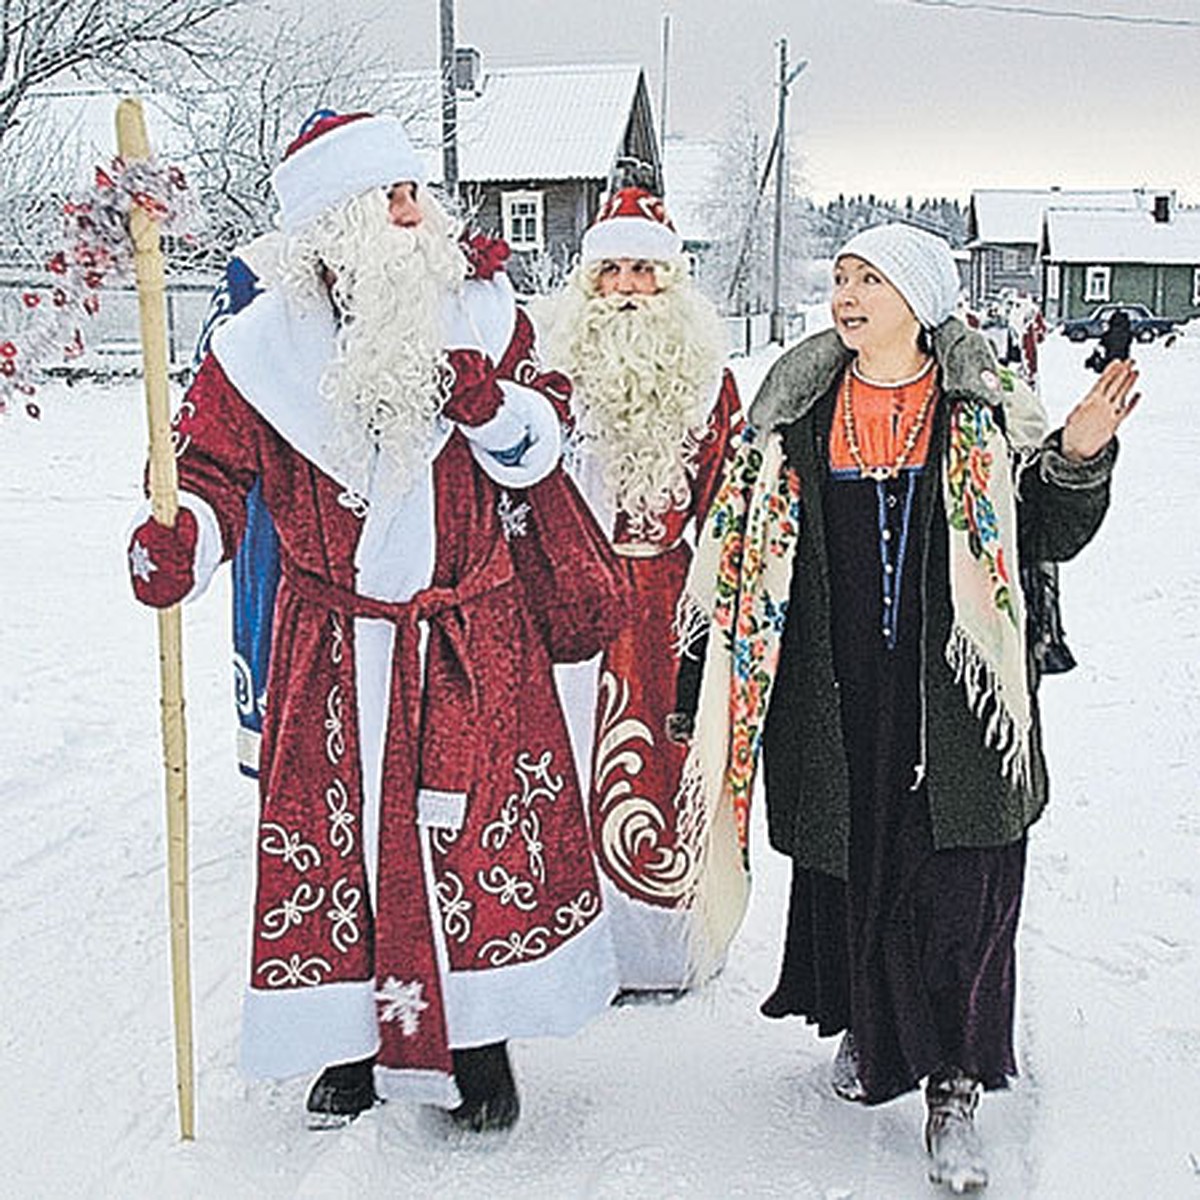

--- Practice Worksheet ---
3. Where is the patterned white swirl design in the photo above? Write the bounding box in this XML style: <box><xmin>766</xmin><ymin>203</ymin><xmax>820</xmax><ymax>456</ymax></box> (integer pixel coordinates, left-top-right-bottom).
<box><xmin>477</xmin><ymin>926</ymin><xmax>551</xmax><ymax>967</ymax></box>
<box><xmin>260</xmin><ymin>881</ymin><xmax>326</xmax><ymax>941</ymax></box>
<box><xmin>325</xmin><ymin>777</ymin><xmax>356</xmax><ymax>858</ymax></box>
<box><xmin>476</xmin><ymin>864</ymin><xmax>539</xmax><ymax>912</ymax></box>
<box><xmin>593</xmin><ymin>670</ymin><xmax>695</xmax><ymax>899</ymax></box>
<box><xmin>436</xmin><ymin>871</ymin><xmax>474</xmax><ymax>943</ymax></box>
<box><xmin>520</xmin><ymin>809</ymin><xmax>546</xmax><ymax>885</ymax></box>
<box><xmin>324</xmin><ymin>685</ymin><xmax>345</xmax><ymax>764</ymax></box>
<box><xmin>337</xmin><ymin>488</ymin><xmax>370</xmax><ymax>518</ymax></box>
<box><xmin>327</xmin><ymin>877</ymin><xmax>362</xmax><ymax>953</ymax></box>
<box><xmin>260</xmin><ymin>822</ymin><xmax>322</xmax><ymax>873</ymax></box>
<box><xmin>480</xmin><ymin>795</ymin><xmax>520</xmax><ymax>853</ymax></box>
<box><xmin>329</xmin><ymin>612</ymin><xmax>345</xmax><ymax>665</ymax></box>
<box><xmin>553</xmin><ymin>888</ymin><xmax>600</xmax><ymax>936</ymax></box>
<box><xmin>601</xmin><ymin>798</ymin><xmax>695</xmax><ymax>900</ymax></box>
<box><xmin>430</xmin><ymin>825</ymin><xmax>461</xmax><ymax>856</ymax></box>
<box><xmin>255</xmin><ymin>953</ymin><xmax>332</xmax><ymax>987</ymax></box>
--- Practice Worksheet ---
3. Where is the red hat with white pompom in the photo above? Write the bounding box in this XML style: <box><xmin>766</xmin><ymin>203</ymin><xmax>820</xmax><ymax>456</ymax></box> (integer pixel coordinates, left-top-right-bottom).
<box><xmin>580</xmin><ymin>187</ymin><xmax>682</xmax><ymax>264</ymax></box>
<box><xmin>271</xmin><ymin>110</ymin><xmax>426</xmax><ymax>234</ymax></box>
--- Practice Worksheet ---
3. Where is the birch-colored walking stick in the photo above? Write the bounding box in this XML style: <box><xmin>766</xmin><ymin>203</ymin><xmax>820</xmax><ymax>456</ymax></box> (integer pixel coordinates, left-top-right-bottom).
<box><xmin>116</xmin><ymin>96</ymin><xmax>195</xmax><ymax>1141</ymax></box>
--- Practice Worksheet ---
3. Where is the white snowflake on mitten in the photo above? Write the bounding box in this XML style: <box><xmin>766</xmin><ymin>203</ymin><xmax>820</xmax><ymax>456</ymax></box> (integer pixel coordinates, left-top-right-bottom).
<box><xmin>129</xmin><ymin>540</ymin><xmax>157</xmax><ymax>582</ymax></box>
<box><xmin>375</xmin><ymin>976</ymin><xmax>428</xmax><ymax>1036</ymax></box>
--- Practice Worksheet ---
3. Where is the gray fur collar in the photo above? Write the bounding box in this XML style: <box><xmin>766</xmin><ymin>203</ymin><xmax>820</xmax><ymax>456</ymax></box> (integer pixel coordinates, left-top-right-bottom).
<box><xmin>748</xmin><ymin>316</ymin><xmax>1006</xmax><ymax>432</ymax></box>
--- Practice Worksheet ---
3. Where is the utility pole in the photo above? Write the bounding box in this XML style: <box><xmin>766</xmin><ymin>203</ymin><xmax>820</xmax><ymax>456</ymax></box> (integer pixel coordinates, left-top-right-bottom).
<box><xmin>439</xmin><ymin>0</ymin><xmax>459</xmax><ymax>202</ymax></box>
<box><xmin>659</xmin><ymin>11</ymin><xmax>671</xmax><ymax>146</ymax></box>
<box><xmin>769</xmin><ymin>39</ymin><xmax>807</xmax><ymax>345</ymax></box>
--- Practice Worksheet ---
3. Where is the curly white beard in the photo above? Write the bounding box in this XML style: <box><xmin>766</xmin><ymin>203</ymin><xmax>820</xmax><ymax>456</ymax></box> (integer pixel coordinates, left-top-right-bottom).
<box><xmin>539</xmin><ymin>258</ymin><xmax>727</xmax><ymax>538</ymax></box>
<box><xmin>277</xmin><ymin>187</ymin><xmax>467</xmax><ymax>496</ymax></box>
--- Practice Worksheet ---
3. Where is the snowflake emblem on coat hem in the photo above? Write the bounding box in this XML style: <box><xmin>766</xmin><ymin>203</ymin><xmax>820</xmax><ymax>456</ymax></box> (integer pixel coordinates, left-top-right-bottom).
<box><xmin>376</xmin><ymin>976</ymin><xmax>429</xmax><ymax>1036</ymax></box>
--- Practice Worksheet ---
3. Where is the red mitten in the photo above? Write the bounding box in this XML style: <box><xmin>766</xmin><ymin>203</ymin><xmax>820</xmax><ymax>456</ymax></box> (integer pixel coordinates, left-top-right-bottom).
<box><xmin>128</xmin><ymin>509</ymin><xmax>198</xmax><ymax>608</ymax></box>
<box><xmin>443</xmin><ymin>348</ymin><xmax>503</xmax><ymax>427</ymax></box>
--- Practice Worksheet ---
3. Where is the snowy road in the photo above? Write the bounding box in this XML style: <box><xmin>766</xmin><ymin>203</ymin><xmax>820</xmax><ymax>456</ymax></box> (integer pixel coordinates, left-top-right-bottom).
<box><xmin>1</xmin><ymin>332</ymin><xmax>1197</xmax><ymax>1197</ymax></box>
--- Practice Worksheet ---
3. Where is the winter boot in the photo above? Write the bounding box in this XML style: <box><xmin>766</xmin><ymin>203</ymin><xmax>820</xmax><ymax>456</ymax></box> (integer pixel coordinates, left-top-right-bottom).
<box><xmin>925</xmin><ymin>1070</ymin><xmax>988</xmax><ymax>1193</ymax></box>
<box><xmin>449</xmin><ymin>1041</ymin><xmax>520</xmax><ymax>1132</ymax></box>
<box><xmin>831</xmin><ymin>1031</ymin><xmax>866</xmax><ymax>1102</ymax></box>
<box><xmin>305</xmin><ymin>1055</ymin><xmax>380</xmax><ymax>1131</ymax></box>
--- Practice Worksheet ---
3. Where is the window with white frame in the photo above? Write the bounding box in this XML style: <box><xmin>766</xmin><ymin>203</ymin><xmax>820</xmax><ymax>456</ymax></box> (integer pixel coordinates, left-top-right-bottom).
<box><xmin>1084</xmin><ymin>265</ymin><xmax>1111</xmax><ymax>303</ymax></box>
<box><xmin>1046</xmin><ymin>264</ymin><xmax>1061</xmax><ymax>302</ymax></box>
<box><xmin>501</xmin><ymin>190</ymin><xmax>544</xmax><ymax>252</ymax></box>
<box><xmin>1192</xmin><ymin>266</ymin><xmax>1200</xmax><ymax>306</ymax></box>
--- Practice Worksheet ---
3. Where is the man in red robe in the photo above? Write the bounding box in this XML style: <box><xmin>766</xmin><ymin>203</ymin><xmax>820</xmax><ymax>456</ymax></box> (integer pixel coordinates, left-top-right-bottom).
<box><xmin>127</xmin><ymin>112</ymin><xmax>621</xmax><ymax>1132</ymax></box>
<box><xmin>537</xmin><ymin>188</ymin><xmax>743</xmax><ymax>997</ymax></box>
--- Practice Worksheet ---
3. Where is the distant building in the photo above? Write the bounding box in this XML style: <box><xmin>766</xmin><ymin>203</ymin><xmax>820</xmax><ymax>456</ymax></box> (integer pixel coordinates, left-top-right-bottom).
<box><xmin>1040</xmin><ymin>198</ymin><xmax>1200</xmax><ymax>323</ymax></box>
<box><xmin>966</xmin><ymin>188</ymin><xmax>1174</xmax><ymax>306</ymax></box>
<box><xmin>420</xmin><ymin>54</ymin><xmax>663</xmax><ymax>290</ymax></box>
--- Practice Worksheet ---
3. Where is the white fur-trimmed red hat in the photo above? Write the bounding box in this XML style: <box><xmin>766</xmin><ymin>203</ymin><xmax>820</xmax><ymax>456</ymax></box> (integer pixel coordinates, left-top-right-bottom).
<box><xmin>271</xmin><ymin>111</ymin><xmax>426</xmax><ymax>234</ymax></box>
<box><xmin>580</xmin><ymin>187</ymin><xmax>682</xmax><ymax>264</ymax></box>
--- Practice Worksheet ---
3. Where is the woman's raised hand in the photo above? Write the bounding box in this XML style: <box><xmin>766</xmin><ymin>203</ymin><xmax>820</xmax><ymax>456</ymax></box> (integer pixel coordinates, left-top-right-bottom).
<box><xmin>1061</xmin><ymin>359</ymin><xmax>1140</xmax><ymax>462</ymax></box>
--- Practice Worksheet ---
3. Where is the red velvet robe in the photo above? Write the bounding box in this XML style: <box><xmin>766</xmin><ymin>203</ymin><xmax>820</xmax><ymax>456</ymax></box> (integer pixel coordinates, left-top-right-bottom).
<box><xmin>172</xmin><ymin>281</ymin><xmax>619</xmax><ymax>1103</ymax></box>
<box><xmin>563</xmin><ymin>368</ymin><xmax>742</xmax><ymax>990</ymax></box>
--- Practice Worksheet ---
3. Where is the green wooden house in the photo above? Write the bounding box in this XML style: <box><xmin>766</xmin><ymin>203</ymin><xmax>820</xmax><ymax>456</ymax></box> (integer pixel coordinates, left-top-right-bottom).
<box><xmin>1041</xmin><ymin>199</ymin><xmax>1200</xmax><ymax>323</ymax></box>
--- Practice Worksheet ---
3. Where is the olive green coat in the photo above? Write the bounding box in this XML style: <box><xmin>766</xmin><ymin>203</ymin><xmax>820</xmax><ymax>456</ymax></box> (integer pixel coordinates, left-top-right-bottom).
<box><xmin>751</xmin><ymin>317</ymin><xmax>1117</xmax><ymax>879</ymax></box>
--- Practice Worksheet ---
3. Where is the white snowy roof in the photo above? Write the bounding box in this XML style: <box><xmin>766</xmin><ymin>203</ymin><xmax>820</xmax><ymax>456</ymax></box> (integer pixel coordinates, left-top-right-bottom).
<box><xmin>1044</xmin><ymin>208</ymin><xmax>1200</xmax><ymax>264</ymax></box>
<box><xmin>662</xmin><ymin>138</ymin><xmax>722</xmax><ymax>244</ymax></box>
<box><xmin>970</xmin><ymin>188</ymin><xmax>1168</xmax><ymax>245</ymax></box>
<box><xmin>403</xmin><ymin>63</ymin><xmax>648</xmax><ymax>183</ymax></box>
<box><xmin>14</xmin><ymin>87</ymin><xmax>186</xmax><ymax>176</ymax></box>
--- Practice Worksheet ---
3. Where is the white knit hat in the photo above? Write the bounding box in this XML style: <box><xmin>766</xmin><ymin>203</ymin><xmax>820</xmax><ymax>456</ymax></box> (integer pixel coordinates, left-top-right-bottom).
<box><xmin>835</xmin><ymin>222</ymin><xmax>961</xmax><ymax>328</ymax></box>
<box><xmin>580</xmin><ymin>187</ymin><xmax>683</xmax><ymax>264</ymax></box>
<box><xmin>271</xmin><ymin>111</ymin><xmax>426</xmax><ymax>235</ymax></box>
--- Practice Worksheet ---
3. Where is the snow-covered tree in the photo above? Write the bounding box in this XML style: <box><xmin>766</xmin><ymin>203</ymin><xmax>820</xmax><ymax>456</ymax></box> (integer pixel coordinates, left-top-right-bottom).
<box><xmin>150</xmin><ymin>15</ymin><xmax>432</xmax><ymax>265</ymax></box>
<box><xmin>0</xmin><ymin>0</ymin><xmax>245</xmax><ymax>147</ymax></box>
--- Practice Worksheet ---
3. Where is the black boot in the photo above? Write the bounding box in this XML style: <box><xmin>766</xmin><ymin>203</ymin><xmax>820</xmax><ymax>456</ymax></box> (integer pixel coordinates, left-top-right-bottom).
<box><xmin>305</xmin><ymin>1055</ymin><xmax>380</xmax><ymax>1131</ymax></box>
<box><xmin>449</xmin><ymin>1041</ymin><xmax>520</xmax><ymax>1132</ymax></box>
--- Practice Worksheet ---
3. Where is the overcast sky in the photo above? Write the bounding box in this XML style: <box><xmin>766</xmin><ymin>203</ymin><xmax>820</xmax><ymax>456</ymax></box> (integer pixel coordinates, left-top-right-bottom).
<box><xmin>360</xmin><ymin>0</ymin><xmax>1200</xmax><ymax>204</ymax></box>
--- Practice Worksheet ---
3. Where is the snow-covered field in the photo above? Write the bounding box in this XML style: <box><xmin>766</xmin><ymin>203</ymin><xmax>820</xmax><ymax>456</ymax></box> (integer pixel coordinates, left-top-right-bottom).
<box><xmin>2</xmin><ymin>331</ymin><xmax>1197</xmax><ymax>1198</ymax></box>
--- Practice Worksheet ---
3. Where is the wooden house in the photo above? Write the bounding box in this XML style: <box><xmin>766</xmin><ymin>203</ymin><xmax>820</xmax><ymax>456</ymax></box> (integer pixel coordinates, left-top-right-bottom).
<box><xmin>1040</xmin><ymin>199</ymin><xmax>1200</xmax><ymax>323</ymax></box>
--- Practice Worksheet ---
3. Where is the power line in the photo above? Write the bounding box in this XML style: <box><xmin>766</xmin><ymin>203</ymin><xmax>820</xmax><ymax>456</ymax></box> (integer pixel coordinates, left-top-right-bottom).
<box><xmin>894</xmin><ymin>0</ymin><xmax>1200</xmax><ymax>28</ymax></box>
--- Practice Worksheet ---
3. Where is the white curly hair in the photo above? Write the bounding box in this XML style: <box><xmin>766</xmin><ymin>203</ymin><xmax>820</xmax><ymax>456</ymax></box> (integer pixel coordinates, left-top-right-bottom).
<box><xmin>277</xmin><ymin>185</ymin><xmax>467</xmax><ymax>494</ymax></box>
<box><xmin>539</xmin><ymin>255</ymin><xmax>727</xmax><ymax>538</ymax></box>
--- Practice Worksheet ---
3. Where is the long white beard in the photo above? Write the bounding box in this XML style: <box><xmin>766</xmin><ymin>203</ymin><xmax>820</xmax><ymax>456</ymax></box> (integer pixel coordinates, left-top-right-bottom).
<box><xmin>280</xmin><ymin>189</ymin><xmax>467</xmax><ymax>497</ymax></box>
<box><xmin>542</xmin><ymin>278</ymin><xmax>726</xmax><ymax>537</ymax></box>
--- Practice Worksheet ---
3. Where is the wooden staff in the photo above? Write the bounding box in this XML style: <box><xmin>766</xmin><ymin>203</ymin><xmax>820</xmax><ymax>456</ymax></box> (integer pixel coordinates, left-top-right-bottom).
<box><xmin>115</xmin><ymin>97</ymin><xmax>195</xmax><ymax>1141</ymax></box>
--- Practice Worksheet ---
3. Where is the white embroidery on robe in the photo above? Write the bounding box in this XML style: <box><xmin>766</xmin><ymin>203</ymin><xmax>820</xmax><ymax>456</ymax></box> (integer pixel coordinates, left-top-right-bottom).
<box><xmin>327</xmin><ymin>877</ymin><xmax>362</xmax><ymax>952</ymax></box>
<box><xmin>480</xmin><ymin>749</ymin><xmax>564</xmax><ymax>887</ymax></box>
<box><xmin>324</xmin><ymin>685</ymin><xmax>346</xmax><ymax>764</ymax></box>
<box><xmin>497</xmin><ymin>489</ymin><xmax>530</xmax><ymax>541</ymax></box>
<box><xmin>435</xmin><ymin>871</ymin><xmax>473</xmax><ymax>943</ymax></box>
<box><xmin>260</xmin><ymin>881</ymin><xmax>325</xmax><ymax>940</ymax></box>
<box><xmin>376</xmin><ymin>977</ymin><xmax>429</xmax><ymax>1035</ymax></box>
<box><xmin>260</xmin><ymin>822</ymin><xmax>322</xmax><ymax>873</ymax></box>
<box><xmin>256</xmin><ymin>954</ymin><xmax>332</xmax><ymax>987</ymax></box>
<box><xmin>325</xmin><ymin>777</ymin><xmax>355</xmax><ymax>858</ymax></box>
<box><xmin>553</xmin><ymin>888</ymin><xmax>601</xmax><ymax>936</ymax></box>
<box><xmin>476</xmin><ymin>863</ymin><xmax>538</xmax><ymax>912</ymax></box>
<box><xmin>477</xmin><ymin>926</ymin><xmax>551</xmax><ymax>967</ymax></box>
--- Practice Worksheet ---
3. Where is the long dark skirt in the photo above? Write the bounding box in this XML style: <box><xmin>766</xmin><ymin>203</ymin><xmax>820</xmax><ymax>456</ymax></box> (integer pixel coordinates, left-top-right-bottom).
<box><xmin>762</xmin><ymin>465</ymin><xmax>1026</xmax><ymax>1104</ymax></box>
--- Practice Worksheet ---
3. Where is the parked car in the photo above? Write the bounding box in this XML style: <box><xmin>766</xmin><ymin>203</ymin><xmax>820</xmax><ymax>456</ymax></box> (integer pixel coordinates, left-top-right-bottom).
<box><xmin>1061</xmin><ymin>303</ymin><xmax>1177</xmax><ymax>343</ymax></box>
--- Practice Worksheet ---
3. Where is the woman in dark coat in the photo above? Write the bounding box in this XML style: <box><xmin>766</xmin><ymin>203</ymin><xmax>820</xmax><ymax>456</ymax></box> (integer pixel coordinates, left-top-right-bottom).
<box><xmin>676</xmin><ymin>223</ymin><xmax>1138</xmax><ymax>1193</ymax></box>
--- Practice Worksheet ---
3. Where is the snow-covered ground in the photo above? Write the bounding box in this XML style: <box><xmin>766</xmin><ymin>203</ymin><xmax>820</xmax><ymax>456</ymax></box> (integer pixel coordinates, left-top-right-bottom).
<box><xmin>1</xmin><ymin>330</ymin><xmax>1197</xmax><ymax>1198</ymax></box>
